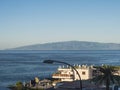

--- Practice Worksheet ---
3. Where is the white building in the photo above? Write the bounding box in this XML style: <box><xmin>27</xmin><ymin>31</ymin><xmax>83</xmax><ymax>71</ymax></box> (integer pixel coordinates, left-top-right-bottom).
<box><xmin>52</xmin><ymin>64</ymin><xmax>95</xmax><ymax>81</ymax></box>
<box><xmin>52</xmin><ymin>65</ymin><xmax>120</xmax><ymax>82</ymax></box>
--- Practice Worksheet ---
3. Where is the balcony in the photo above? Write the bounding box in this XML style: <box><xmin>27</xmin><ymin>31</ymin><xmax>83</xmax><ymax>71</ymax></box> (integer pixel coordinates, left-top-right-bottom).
<box><xmin>52</xmin><ymin>74</ymin><xmax>74</xmax><ymax>79</ymax></box>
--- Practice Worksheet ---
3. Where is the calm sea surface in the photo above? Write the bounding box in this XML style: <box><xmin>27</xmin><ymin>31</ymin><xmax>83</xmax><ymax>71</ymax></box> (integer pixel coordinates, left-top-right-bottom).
<box><xmin>0</xmin><ymin>50</ymin><xmax>120</xmax><ymax>90</ymax></box>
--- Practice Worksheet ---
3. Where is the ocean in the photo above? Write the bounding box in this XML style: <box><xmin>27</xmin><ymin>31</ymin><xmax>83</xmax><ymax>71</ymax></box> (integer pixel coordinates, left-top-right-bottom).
<box><xmin>0</xmin><ymin>50</ymin><xmax>120</xmax><ymax>90</ymax></box>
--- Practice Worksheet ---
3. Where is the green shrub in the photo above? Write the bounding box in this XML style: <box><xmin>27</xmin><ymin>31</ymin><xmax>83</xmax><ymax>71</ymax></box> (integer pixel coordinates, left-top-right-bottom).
<box><xmin>16</xmin><ymin>81</ymin><xmax>23</xmax><ymax>90</ymax></box>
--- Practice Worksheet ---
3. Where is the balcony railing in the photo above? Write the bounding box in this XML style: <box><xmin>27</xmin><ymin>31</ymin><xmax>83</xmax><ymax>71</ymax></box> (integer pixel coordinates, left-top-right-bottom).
<box><xmin>52</xmin><ymin>74</ymin><xmax>74</xmax><ymax>79</ymax></box>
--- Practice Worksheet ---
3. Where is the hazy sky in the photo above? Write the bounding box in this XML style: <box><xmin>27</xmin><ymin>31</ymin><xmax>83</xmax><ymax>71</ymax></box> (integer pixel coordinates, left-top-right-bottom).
<box><xmin>0</xmin><ymin>0</ymin><xmax>120</xmax><ymax>49</ymax></box>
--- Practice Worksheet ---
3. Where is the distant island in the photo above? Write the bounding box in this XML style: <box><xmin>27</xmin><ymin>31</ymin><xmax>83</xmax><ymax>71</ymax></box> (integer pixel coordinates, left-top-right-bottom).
<box><xmin>10</xmin><ymin>41</ymin><xmax>120</xmax><ymax>50</ymax></box>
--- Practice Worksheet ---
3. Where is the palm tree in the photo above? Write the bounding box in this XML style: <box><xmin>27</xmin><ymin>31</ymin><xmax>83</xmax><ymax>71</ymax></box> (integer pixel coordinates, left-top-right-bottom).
<box><xmin>92</xmin><ymin>65</ymin><xmax>120</xmax><ymax>90</ymax></box>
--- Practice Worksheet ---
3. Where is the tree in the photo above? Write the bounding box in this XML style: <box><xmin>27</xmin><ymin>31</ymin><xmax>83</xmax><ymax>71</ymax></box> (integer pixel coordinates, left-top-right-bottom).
<box><xmin>92</xmin><ymin>65</ymin><xmax>120</xmax><ymax>90</ymax></box>
<box><xmin>16</xmin><ymin>81</ymin><xmax>23</xmax><ymax>90</ymax></box>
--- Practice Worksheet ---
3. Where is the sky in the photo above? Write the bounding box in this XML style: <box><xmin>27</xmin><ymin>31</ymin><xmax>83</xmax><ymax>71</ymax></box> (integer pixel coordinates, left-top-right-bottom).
<box><xmin>0</xmin><ymin>0</ymin><xmax>120</xmax><ymax>49</ymax></box>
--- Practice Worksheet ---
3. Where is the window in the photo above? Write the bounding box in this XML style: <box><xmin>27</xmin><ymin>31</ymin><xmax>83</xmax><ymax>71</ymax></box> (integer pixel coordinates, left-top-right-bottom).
<box><xmin>82</xmin><ymin>71</ymin><xmax>86</xmax><ymax>75</ymax></box>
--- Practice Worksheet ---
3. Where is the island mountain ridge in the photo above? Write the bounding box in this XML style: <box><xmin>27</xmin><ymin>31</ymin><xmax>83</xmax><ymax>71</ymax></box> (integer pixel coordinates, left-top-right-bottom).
<box><xmin>10</xmin><ymin>41</ymin><xmax>120</xmax><ymax>50</ymax></box>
